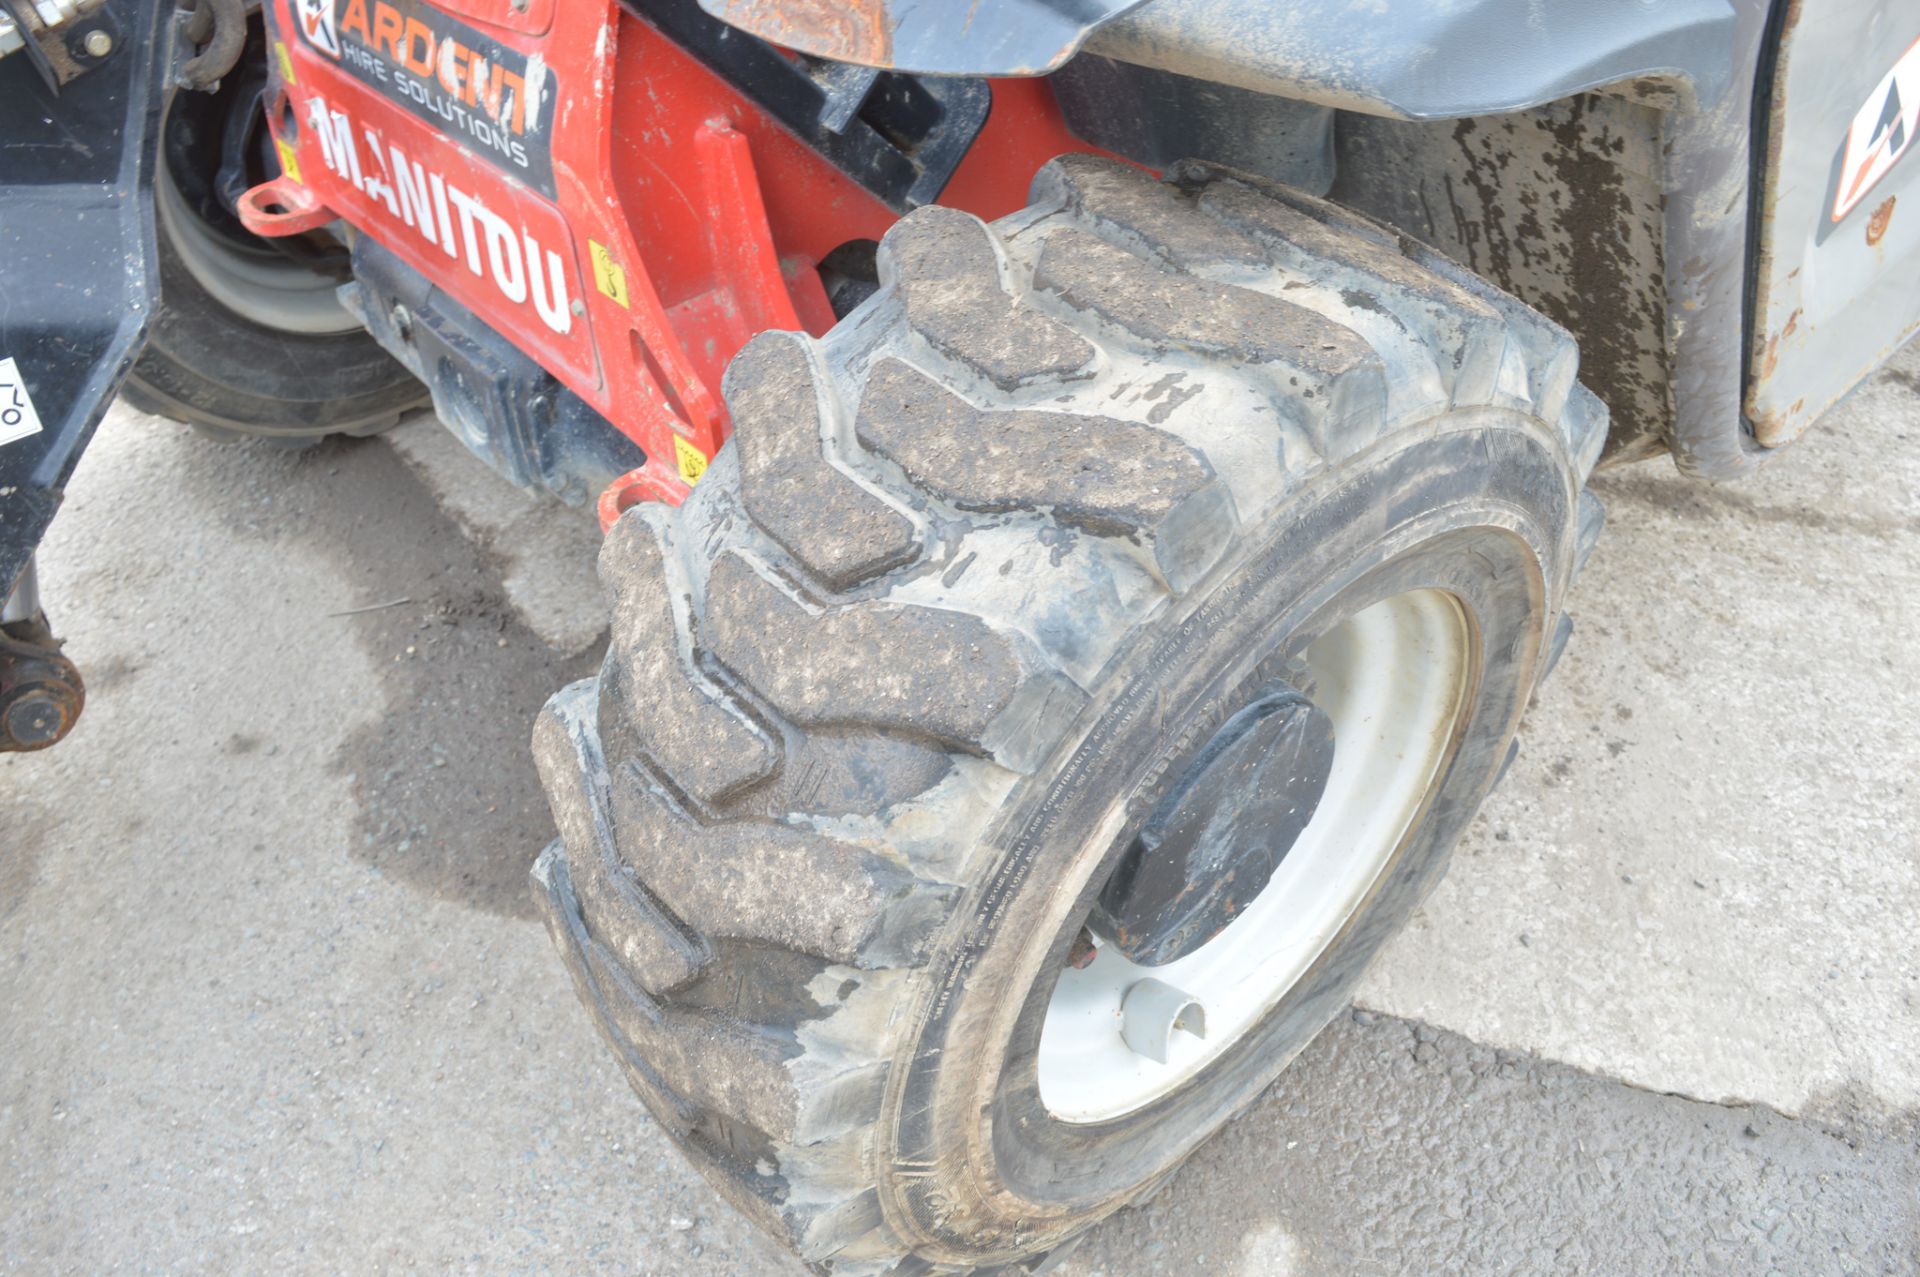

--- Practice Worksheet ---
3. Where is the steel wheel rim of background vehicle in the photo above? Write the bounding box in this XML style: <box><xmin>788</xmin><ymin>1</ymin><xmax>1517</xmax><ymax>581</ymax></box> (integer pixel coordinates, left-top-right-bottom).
<box><xmin>1037</xmin><ymin>585</ymin><xmax>1473</xmax><ymax>1123</ymax></box>
<box><xmin>121</xmin><ymin>16</ymin><xmax>427</xmax><ymax>441</ymax></box>
<box><xmin>154</xmin><ymin>145</ymin><xmax>360</xmax><ymax>337</ymax></box>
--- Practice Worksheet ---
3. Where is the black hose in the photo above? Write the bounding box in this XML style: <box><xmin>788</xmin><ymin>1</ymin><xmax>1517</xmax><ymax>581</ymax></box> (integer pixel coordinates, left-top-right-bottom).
<box><xmin>178</xmin><ymin>0</ymin><xmax>245</xmax><ymax>90</ymax></box>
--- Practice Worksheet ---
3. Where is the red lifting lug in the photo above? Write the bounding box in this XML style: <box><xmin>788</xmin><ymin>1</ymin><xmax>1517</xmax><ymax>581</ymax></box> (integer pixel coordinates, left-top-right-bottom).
<box><xmin>235</xmin><ymin>176</ymin><xmax>337</xmax><ymax>238</ymax></box>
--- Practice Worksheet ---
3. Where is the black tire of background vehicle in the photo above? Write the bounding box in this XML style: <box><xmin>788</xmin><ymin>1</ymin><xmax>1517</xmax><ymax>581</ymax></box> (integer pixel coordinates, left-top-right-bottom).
<box><xmin>533</xmin><ymin>155</ymin><xmax>1608</xmax><ymax>1275</ymax></box>
<box><xmin>119</xmin><ymin>172</ymin><xmax>427</xmax><ymax>446</ymax></box>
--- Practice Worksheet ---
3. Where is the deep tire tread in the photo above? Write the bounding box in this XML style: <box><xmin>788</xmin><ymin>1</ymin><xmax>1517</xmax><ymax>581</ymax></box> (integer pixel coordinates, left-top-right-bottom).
<box><xmin>535</xmin><ymin>156</ymin><xmax>1609</xmax><ymax>1273</ymax></box>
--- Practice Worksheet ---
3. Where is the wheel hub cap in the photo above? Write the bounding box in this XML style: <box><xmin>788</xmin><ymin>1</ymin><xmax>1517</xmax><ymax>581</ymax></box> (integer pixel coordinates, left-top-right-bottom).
<box><xmin>1092</xmin><ymin>686</ymin><xmax>1335</xmax><ymax>966</ymax></box>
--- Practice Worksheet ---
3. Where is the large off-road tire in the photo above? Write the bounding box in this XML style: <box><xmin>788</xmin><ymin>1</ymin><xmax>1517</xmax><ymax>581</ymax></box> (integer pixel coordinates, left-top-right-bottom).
<box><xmin>120</xmin><ymin>45</ymin><xmax>425</xmax><ymax>444</ymax></box>
<box><xmin>533</xmin><ymin>156</ymin><xmax>1606</xmax><ymax>1274</ymax></box>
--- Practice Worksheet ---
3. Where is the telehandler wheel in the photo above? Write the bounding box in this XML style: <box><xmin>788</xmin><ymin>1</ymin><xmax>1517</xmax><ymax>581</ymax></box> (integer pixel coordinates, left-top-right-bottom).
<box><xmin>120</xmin><ymin>34</ymin><xmax>425</xmax><ymax>444</ymax></box>
<box><xmin>533</xmin><ymin>156</ymin><xmax>1607</xmax><ymax>1274</ymax></box>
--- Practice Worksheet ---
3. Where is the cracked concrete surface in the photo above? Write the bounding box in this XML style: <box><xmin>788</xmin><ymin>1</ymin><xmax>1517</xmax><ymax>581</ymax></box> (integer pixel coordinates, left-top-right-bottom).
<box><xmin>2</xmin><ymin>345</ymin><xmax>1918</xmax><ymax>1272</ymax></box>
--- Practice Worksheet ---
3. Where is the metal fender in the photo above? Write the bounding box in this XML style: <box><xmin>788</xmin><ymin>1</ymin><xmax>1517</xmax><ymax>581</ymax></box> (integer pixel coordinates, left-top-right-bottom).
<box><xmin>1088</xmin><ymin>0</ymin><xmax>1739</xmax><ymax>120</ymax></box>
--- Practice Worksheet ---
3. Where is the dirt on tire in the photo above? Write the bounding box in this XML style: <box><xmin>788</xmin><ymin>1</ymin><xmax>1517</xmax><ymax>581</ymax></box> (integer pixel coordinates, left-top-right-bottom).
<box><xmin>533</xmin><ymin>155</ymin><xmax>1607</xmax><ymax>1275</ymax></box>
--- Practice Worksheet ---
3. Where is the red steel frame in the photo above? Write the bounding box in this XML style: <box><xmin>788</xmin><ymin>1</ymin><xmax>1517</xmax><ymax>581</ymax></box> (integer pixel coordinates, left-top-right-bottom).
<box><xmin>247</xmin><ymin>0</ymin><xmax>1098</xmax><ymax>521</ymax></box>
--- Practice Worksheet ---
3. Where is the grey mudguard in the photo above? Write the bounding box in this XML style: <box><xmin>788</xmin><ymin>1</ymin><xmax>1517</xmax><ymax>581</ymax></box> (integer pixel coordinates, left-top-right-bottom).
<box><xmin>1087</xmin><ymin>0</ymin><xmax>1739</xmax><ymax>119</ymax></box>
<box><xmin>698</xmin><ymin>0</ymin><xmax>1738</xmax><ymax>106</ymax></box>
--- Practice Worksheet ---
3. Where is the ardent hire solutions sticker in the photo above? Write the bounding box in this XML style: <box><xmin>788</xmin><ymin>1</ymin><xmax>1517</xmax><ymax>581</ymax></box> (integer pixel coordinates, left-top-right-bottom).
<box><xmin>293</xmin><ymin>0</ymin><xmax>558</xmax><ymax>198</ymax></box>
<box><xmin>0</xmin><ymin>358</ymin><xmax>46</xmax><ymax>447</ymax></box>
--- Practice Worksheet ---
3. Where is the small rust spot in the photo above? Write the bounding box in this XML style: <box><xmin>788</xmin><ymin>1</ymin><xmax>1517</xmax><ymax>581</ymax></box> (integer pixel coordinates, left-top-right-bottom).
<box><xmin>1066</xmin><ymin>927</ymin><xmax>1098</xmax><ymax>970</ymax></box>
<box><xmin>1761</xmin><ymin>308</ymin><xmax>1803</xmax><ymax>379</ymax></box>
<box><xmin>1752</xmin><ymin>397</ymin><xmax>1812</xmax><ymax>448</ymax></box>
<box><xmin>1867</xmin><ymin>196</ymin><xmax>1896</xmax><ymax>247</ymax></box>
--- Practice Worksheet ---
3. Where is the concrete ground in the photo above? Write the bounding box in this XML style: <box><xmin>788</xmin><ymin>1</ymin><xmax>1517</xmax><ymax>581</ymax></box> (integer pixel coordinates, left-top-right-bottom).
<box><xmin>4</xmin><ymin>346</ymin><xmax>1919</xmax><ymax>1274</ymax></box>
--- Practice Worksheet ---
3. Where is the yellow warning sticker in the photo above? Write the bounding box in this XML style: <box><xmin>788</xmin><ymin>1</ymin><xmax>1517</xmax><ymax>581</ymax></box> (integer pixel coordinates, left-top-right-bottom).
<box><xmin>673</xmin><ymin>436</ymin><xmax>708</xmax><ymax>486</ymax></box>
<box><xmin>273</xmin><ymin>39</ymin><xmax>296</xmax><ymax>86</ymax></box>
<box><xmin>274</xmin><ymin>137</ymin><xmax>302</xmax><ymax>185</ymax></box>
<box><xmin>589</xmin><ymin>240</ymin><xmax>630</xmax><ymax>309</ymax></box>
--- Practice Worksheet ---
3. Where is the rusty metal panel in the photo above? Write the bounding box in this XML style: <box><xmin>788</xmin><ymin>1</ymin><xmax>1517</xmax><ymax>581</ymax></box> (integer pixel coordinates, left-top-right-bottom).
<box><xmin>693</xmin><ymin>0</ymin><xmax>1148</xmax><ymax>75</ymax></box>
<box><xmin>1749</xmin><ymin>2</ymin><xmax>1920</xmax><ymax>446</ymax></box>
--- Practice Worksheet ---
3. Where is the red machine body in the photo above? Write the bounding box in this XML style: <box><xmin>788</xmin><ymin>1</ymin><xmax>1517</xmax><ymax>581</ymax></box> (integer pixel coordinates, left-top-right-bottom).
<box><xmin>253</xmin><ymin>0</ymin><xmax>1097</xmax><ymax>516</ymax></box>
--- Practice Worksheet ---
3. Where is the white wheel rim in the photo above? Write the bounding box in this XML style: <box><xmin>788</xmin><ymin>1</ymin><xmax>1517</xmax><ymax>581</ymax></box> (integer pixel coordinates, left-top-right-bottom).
<box><xmin>1036</xmin><ymin>589</ymin><xmax>1473</xmax><ymax>1123</ymax></box>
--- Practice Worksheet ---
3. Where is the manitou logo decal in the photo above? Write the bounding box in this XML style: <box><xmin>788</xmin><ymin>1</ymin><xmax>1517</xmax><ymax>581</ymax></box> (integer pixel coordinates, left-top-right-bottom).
<box><xmin>305</xmin><ymin>97</ymin><xmax>575</xmax><ymax>336</ymax></box>
<box><xmin>292</xmin><ymin>0</ymin><xmax>556</xmax><ymax>197</ymax></box>
<box><xmin>1820</xmin><ymin>35</ymin><xmax>1920</xmax><ymax>242</ymax></box>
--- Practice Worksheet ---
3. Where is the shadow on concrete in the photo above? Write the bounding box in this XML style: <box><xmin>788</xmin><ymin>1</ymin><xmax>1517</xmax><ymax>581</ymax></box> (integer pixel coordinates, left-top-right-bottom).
<box><xmin>173</xmin><ymin>427</ymin><xmax>603</xmax><ymax>918</ymax></box>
